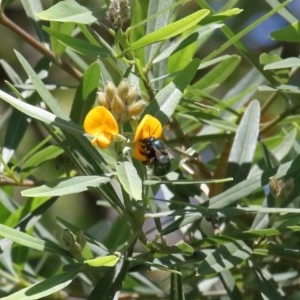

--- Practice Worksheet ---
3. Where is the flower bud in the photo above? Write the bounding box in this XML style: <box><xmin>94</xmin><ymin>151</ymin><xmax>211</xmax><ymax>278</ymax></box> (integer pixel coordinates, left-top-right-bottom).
<box><xmin>107</xmin><ymin>0</ymin><xmax>130</xmax><ymax>29</ymax></box>
<box><xmin>61</xmin><ymin>229</ymin><xmax>75</xmax><ymax>250</ymax></box>
<box><xmin>105</xmin><ymin>81</ymin><xmax>117</xmax><ymax>102</ymax></box>
<box><xmin>128</xmin><ymin>100</ymin><xmax>146</xmax><ymax>116</ymax></box>
<box><xmin>76</xmin><ymin>231</ymin><xmax>86</xmax><ymax>250</ymax></box>
<box><xmin>97</xmin><ymin>92</ymin><xmax>109</xmax><ymax>108</ymax></box>
<box><xmin>126</xmin><ymin>86</ymin><xmax>137</xmax><ymax>104</ymax></box>
<box><xmin>112</xmin><ymin>94</ymin><xmax>125</xmax><ymax>116</ymax></box>
<box><xmin>117</xmin><ymin>78</ymin><xmax>129</xmax><ymax>100</ymax></box>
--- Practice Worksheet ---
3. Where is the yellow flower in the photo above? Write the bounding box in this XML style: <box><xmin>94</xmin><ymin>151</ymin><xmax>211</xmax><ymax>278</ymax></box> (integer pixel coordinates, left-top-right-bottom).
<box><xmin>84</xmin><ymin>106</ymin><xmax>119</xmax><ymax>149</ymax></box>
<box><xmin>133</xmin><ymin>114</ymin><xmax>162</xmax><ymax>161</ymax></box>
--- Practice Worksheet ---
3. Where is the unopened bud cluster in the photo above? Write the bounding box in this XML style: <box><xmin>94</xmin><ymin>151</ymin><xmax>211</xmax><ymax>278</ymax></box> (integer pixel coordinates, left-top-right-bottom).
<box><xmin>98</xmin><ymin>79</ymin><xmax>146</xmax><ymax>123</ymax></box>
<box><xmin>62</xmin><ymin>229</ymin><xmax>86</xmax><ymax>262</ymax></box>
<box><xmin>107</xmin><ymin>0</ymin><xmax>130</xmax><ymax>29</ymax></box>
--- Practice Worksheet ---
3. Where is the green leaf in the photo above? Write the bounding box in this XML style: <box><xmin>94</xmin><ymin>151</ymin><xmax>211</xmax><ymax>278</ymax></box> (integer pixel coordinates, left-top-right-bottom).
<box><xmin>145</xmin><ymin>58</ymin><xmax>200</xmax><ymax>124</ymax></box>
<box><xmin>226</xmin><ymin>100</ymin><xmax>260</xmax><ymax>186</ymax></box>
<box><xmin>70</xmin><ymin>61</ymin><xmax>101</xmax><ymax>124</ymax></box>
<box><xmin>259</xmin><ymin>84</ymin><xmax>300</xmax><ymax>94</ymax></box>
<box><xmin>265</xmin><ymin>0</ymin><xmax>297</xmax><ymax>23</ymax></box>
<box><xmin>128</xmin><ymin>9</ymin><xmax>210</xmax><ymax>51</ymax></box>
<box><xmin>21</xmin><ymin>176</ymin><xmax>110</xmax><ymax>197</ymax></box>
<box><xmin>220</xmin><ymin>270</ymin><xmax>243</xmax><ymax>300</ymax></box>
<box><xmin>84</xmin><ymin>254</ymin><xmax>120</xmax><ymax>267</ymax></box>
<box><xmin>148</xmin><ymin>241</ymin><xmax>194</xmax><ymax>255</ymax></box>
<box><xmin>197</xmin><ymin>240</ymin><xmax>252</xmax><ymax>275</ymax></box>
<box><xmin>37</xmin><ymin>0</ymin><xmax>97</xmax><ymax>24</ymax></box>
<box><xmin>145</xmin><ymin>0</ymin><xmax>174</xmax><ymax>63</ymax></box>
<box><xmin>0</xmin><ymin>90</ymin><xmax>83</xmax><ymax>135</ymax></box>
<box><xmin>49</xmin><ymin>21</ymin><xmax>75</xmax><ymax>56</ymax></box>
<box><xmin>250</xmin><ymin>262</ymin><xmax>285</xmax><ymax>299</ymax></box>
<box><xmin>193</xmin><ymin>55</ymin><xmax>241</xmax><ymax>92</ymax></box>
<box><xmin>0</xmin><ymin>224</ymin><xmax>69</xmax><ymax>256</ymax></box>
<box><xmin>21</xmin><ymin>145</ymin><xmax>64</xmax><ymax>171</ymax></box>
<box><xmin>1</xmin><ymin>270</ymin><xmax>78</xmax><ymax>300</ymax></box>
<box><xmin>20</xmin><ymin>0</ymin><xmax>48</xmax><ymax>43</ymax></box>
<box><xmin>260</xmin><ymin>53</ymin><xmax>289</xmax><ymax>84</ymax></box>
<box><xmin>116</xmin><ymin>161</ymin><xmax>142</xmax><ymax>201</ymax></box>
<box><xmin>144</xmin><ymin>177</ymin><xmax>232</xmax><ymax>185</ymax></box>
<box><xmin>3</xmin><ymin>108</ymin><xmax>29</xmax><ymax>154</ymax></box>
<box><xmin>43</xmin><ymin>27</ymin><xmax>111</xmax><ymax>57</ymax></box>
<box><xmin>264</xmin><ymin>57</ymin><xmax>300</xmax><ymax>70</ymax></box>
<box><xmin>209</xmin><ymin>155</ymin><xmax>300</xmax><ymax>208</ymax></box>
<box><xmin>271</xmin><ymin>21</ymin><xmax>300</xmax><ymax>42</ymax></box>
<box><xmin>15</xmin><ymin>51</ymin><xmax>67</xmax><ymax>119</ymax></box>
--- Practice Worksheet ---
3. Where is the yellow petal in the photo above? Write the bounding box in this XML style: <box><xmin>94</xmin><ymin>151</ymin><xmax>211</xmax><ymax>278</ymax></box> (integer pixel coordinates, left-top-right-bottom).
<box><xmin>94</xmin><ymin>133</ymin><xmax>112</xmax><ymax>149</ymax></box>
<box><xmin>84</xmin><ymin>106</ymin><xmax>119</xmax><ymax>136</ymax></box>
<box><xmin>133</xmin><ymin>114</ymin><xmax>162</xmax><ymax>142</ymax></box>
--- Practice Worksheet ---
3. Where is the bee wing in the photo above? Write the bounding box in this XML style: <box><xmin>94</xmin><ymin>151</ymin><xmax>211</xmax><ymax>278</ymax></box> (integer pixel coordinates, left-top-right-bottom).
<box><xmin>153</xmin><ymin>147</ymin><xmax>170</xmax><ymax>163</ymax></box>
<box><xmin>164</xmin><ymin>146</ymin><xmax>192</xmax><ymax>160</ymax></box>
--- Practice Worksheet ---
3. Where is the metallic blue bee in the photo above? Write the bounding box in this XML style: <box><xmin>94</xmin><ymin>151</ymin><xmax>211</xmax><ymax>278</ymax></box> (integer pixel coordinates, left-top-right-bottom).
<box><xmin>139</xmin><ymin>137</ymin><xmax>172</xmax><ymax>176</ymax></box>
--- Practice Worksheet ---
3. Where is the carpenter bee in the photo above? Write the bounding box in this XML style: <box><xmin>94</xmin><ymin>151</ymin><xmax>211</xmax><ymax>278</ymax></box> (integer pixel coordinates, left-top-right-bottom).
<box><xmin>139</xmin><ymin>137</ymin><xmax>172</xmax><ymax>176</ymax></box>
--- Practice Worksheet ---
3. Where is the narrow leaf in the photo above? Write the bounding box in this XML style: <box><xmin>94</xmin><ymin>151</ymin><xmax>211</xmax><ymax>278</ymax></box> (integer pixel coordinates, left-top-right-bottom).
<box><xmin>21</xmin><ymin>145</ymin><xmax>64</xmax><ymax>171</ymax></box>
<box><xmin>128</xmin><ymin>9</ymin><xmax>210</xmax><ymax>51</ymax></box>
<box><xmin>210</xmin><ymin>155</ymin><xmax>300</xmax><ymax>208</ymax></box>
<box><xmin>49</xmin><ymin>21</ymin><xmax>75</xmax><ymax>56</ymax></box>
<box><xmin>43</xmin><ymin>27</ymin><xmax>111</xmax><ymax>57</ymax></box>
<box><xmin>116</xmin><ymin>161</ymin><xmax>142</xmax><ymax>201</ymax></box>
<box><xmin>251</xmin><ymin>263</ymin><xmax>285</xmax><ymax>299</ymax></box>
<box><xmin>0</xmin><ymin>90</ymin><xmax>83</xmax><ymax>135</ymax></box>
<box><xmin>15</xmin><ymin>51</ymin><xmax>67</xmax><ymax>119</ymax></box>
<box><xmin>226</xmin><ymin>100</ymin><xmax>260</xmax><ymax>186</ymax></box>
<box><xmin>264</xmin><ymin>57</ymin><xmax>300</xmax><ymax>70</ymax></box>
<box><xmin>145</xmin><ymin>58</ymin><xmax>200</xmax><ymax>124</ymax></box>
<box><xmin>271</xmin><ymin>21</ymin><xmax>300</xmax><ymax>42</ymax></box>
<box><xmin>198</xmin><ymin>240</ymin><xmax>252</xmax><ymax>275</ymax></box>
<box><xmin>84</xmin><ymin>255</ymin><xmax>120</xmax><ymax>267</ymax></box>
<box><xmin>0</xmin><ymin>224</ymin><xmax>69</xmax><ymax>256</ymax></box>
<box><xmin>146</xmin><ymin>0</ymin><xmax>174</xmax><ymax>62</ymax></box>
<box><xmin>22</xmin><ymin>176</ymin><xmax>110</xmax><ymax>197</ymax></box>
<box><xmin>1</xmin><ymin>271</ymin><xmax>78</xmax><ymax>300</ymax></box>
<box><xmin>193</xmin><ymin>55</ymin><xmax>241</xmax><ymax>91</ymax></box>
<box><xmin>37</xmin><ymin>0</ymin><xmax>97</xmax><ymax>24</ymax></box>
<box><xmin>70</xmin><ymin>61</ymin><xmax>101</xmax><ymax>123</ymax></box>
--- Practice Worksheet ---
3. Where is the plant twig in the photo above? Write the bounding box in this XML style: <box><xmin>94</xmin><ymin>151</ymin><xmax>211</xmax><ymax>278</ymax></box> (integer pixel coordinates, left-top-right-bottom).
<box><xmin>0</xmin><ymin>12</ymin><xmax>82</xmax><ymax>80</ymax></box>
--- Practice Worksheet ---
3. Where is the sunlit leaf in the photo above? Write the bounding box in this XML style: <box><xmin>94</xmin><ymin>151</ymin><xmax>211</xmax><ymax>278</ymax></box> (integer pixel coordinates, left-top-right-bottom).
<box><xmin>37</xmin><ymin>0</ymin><xmax>97</xmax><ymax>24</ymax></box>
<box><xmin>264</xmin><ymin>57</ymin><xmax>300</xmax><ymax>70</ymax></box>
<box><xmin>84</xmin><ymin>254</ymin><xmax>120</xmax><ymax>267</ymax></box>
<box><xmin>271</xmin><ymin>21</ymin><xmax>300</xmax><ymax>42</ymax></box>
<box><xmin>197</xmin><ymin>240</ymin><xmax>252</xmax><ymax>275</ymax></box>
<box><xmin>116</xmin><ymin>161</ymin><xmax>142</xmax><ymax>201</ymax></box>
<box><xmin>128</xmin><ymin>9</ymin><xmax>210</xmax><ymax>51</ymax></box>
<box><xmin>1</xmin><ymin>270</ymin><xmax>78</xmax><ymax>300</ymax></box>
<box><xmin>226</xmin><ymin>100</ymin><xmax>260</xmax><ymax>187</ymax></box>
<box><xmin>22</xmin><ymin>176</ymin><xmax>110</xmax><ymax>197</ymax></box>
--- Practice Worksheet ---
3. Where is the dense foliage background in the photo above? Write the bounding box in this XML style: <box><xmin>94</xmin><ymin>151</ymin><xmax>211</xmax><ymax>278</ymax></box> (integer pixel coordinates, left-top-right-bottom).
<box><xmin>1</xmin><ymin>0</ymin><xmax>300</xmax><ymax>299</ymax></box>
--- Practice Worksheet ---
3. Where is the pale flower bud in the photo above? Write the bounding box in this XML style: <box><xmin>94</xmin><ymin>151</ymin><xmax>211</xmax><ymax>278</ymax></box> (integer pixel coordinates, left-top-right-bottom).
<box><xmin>107</xmin><ymin>0</ymin><xmax>130</xmax><ymax>29</ymax></box>
<box><xmin>112</xmin><ymin>94</ymin><xmax>125</xmax><ymax>116</ymax></box>
<box><xmin>105</xmin><ymin>81</ymin><xmax>117</xmax><ymax>102</ymax></box>
<box><xmin>126</xmin><ymin>86</ymin><xmax>137</xmax><ymax>104</ymax></box>
<box><xmin>128</xmin><ymin>100</ymin><xmax>146</xmax><ymax>116</ymax></box>
<box><xmin>97</xmin><ymin>92</ymin><xmax>109</xmax><ymax>108</ymax></box>
<box><xmin>117</xmin><ymin>78</ymin><xmax>129</xmax><ymax>100</ymax></box>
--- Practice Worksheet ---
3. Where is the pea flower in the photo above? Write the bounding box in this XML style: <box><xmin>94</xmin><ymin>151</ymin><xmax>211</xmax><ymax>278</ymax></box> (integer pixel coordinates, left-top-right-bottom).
<box><xmin>84</xmin><ymin>106</ymin><xmax>119</xmax><ymax>149</ymax></box>
<box><xmin>133</xmin><ymin>114</ymin><xmax>162</xmax><ymax>161</ymax></box>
